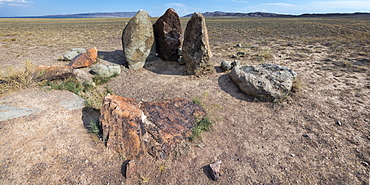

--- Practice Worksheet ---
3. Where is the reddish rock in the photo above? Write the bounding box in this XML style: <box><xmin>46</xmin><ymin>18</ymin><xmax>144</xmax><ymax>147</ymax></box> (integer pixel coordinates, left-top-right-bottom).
<box><xmin>34</xmin><ymin>65</ymin><xmax>74</xmax><ymax>80</ymax></box>
<box><xmin>100</xmin><ymin>95</ymin><xmax>206</xmax><ymax>159</ymax></box>
<box><xmin>100</xmin><ymin>95</ymin><xmax>145</xmax><ymax>159</ymax></box>
<box><xmin>153</xmin><ymin>8</ymin><xmax>182</xmax><ymax>61</ymax></box>
<box><xmin>68</xmin><ymin>47</ymin><xmax>98</xmax><ymax>68</ymax></box>
<box><xmin>142</xmin><ymin>98</ymin><xmax>206</xmax><ymax>158</ymax></box>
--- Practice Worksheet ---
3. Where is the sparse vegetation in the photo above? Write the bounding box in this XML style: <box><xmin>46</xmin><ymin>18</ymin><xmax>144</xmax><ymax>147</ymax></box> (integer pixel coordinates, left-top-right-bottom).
<box><xmin>190</xmin><ymin>116</ymin><xmax>212</xmax><ymax>141</ymax></box>
<box><xmin>0</xmin><ymin>61</ymin><xmax>36</xmax><ymax>95</ymax></box>
<box><xmin>87</xmin><ymin>119</ymin><xmax>102</xmax><ymax>138</ymax></box>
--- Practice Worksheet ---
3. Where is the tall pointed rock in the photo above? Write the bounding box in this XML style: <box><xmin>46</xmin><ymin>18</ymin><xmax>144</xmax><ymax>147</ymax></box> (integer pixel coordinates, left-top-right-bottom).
<box><xmin>122</xmin><ymin>10</ymin><xmax>155</xmax><ymax>70</ymax></box>
<box><xmin>153</xmin><ymin>8</ymin><xmax>182</xmax><ymax>62</ymax></box>
<box><xmin>182</xmin><ymin>12</ymin><xmax>213</xmax><ymax>75</ymax></box>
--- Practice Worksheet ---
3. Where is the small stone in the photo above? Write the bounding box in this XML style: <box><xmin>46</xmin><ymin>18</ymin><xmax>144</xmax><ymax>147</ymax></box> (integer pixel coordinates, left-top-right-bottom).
<box><xmin>290</xmin><ymin>154</ymin><xmax>295</xmax><ymax>157</ymax></box>
<box><xmin>209</xmin><ymin>160</ymin><xmax>222</xmax><ymax>181</ymax></box>
<box><xmin>62</xmin><ymin>48</ymin><xmax>86</xmax><ymax>61</ymax></box>
<box><xmin>90</xmin><ymin>64</ymin><xmax>121</xmax><ymax>77</ymax></box>
<box><xmin>221</xmin><ymin>61</ymin><xmax>232</xmax><ymax>71</ymax></box>
<box><xmin>125</xmin><ymin>160</ymin><xmax>136</xmax><ymax>178</ymax></box>
<box><xmin>236</xmin><ymin>52</ymin><xmax>246</xmax><ymax>57</ymax></box>
<box><xmin>236</xmin><ymin>43</ymin><xmax>242</xmax><ymax>48</ymax></box>
<box><xmin>336</xmin><ymin>120</ymin><xmax>342</xmax><ymax>126</ymax></box>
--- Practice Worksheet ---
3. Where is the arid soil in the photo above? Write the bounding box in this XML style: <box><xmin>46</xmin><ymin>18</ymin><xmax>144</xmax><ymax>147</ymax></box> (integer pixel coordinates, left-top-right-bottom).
<box><xmin>0</xmin><ymin>18</ymin><xmax>369</xmax><ymax>184</ymax></box>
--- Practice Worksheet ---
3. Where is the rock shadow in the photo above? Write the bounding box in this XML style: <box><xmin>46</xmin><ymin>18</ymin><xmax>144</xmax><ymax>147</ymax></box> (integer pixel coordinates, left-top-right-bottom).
<box><xmin>121</xmin><ymin>160</ymin><xmax>131</xmax><ymax>178</ymax></box>
<box><xmin>144</xmin><ymin>58</ymin><xmax>188</xmax><ymax>76</ymax></box>
<box><xmin>202</xmin><ymin>165</ymin><xmax>214</xmax><ymax>181</ymax></box>
<box><xmin>98</xmin><ymin>50</ymin><xmax>124</xmax><ymax>65</ymax></box>
<box><xmin>81</xmin><ymin>107</ymin><xmax>101</xmax><ymax>130</ymax></box>
<box><xmin>218</xmin><ymin>73</ymin><xmax>256</xmax><ymax>102</ymax></box>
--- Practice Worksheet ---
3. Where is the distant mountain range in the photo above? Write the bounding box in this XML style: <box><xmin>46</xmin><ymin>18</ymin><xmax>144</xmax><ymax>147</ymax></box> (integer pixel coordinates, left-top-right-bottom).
<box><xmin>3</xmin><ymin>12</ymin><xmax>137</xmax><ymax>18</ymax></box>
<box><xmin>184</xmin><ymin>11</ymin><xmax>370</xmax><ymax>18</ymax></box>
<box><xmin>3</xmin><ymin>11</ymin><xmax>370</xmax><ymax>18</ymax></box>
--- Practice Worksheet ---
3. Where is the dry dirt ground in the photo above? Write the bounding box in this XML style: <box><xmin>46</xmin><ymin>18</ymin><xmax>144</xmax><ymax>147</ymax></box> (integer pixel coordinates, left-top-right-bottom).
<box><xmin>0</xmin><ymin>17</ymin><xmax>369</xmax><ymax>184</ymax></box>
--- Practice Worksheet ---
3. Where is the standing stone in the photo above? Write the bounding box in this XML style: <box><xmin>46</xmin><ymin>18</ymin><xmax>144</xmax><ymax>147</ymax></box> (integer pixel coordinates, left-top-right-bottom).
<box><xmin>230</xmin><ymin>63</ymin><xmax>297</xmax><ymax>101</ymax></box>
<box><xmin>182</xmin><ymin>12</ymin><xmax>213</xmax><ymax>75</ymax></box>
<box><xmin>122</xmin><ymin>10</ymin><xmax>155</xmax><ymax>70</ymax></box>
<box><xmin>153</xmin><ymin>8</ymin><xmax>182</xmax><ymax>62</ymax></box>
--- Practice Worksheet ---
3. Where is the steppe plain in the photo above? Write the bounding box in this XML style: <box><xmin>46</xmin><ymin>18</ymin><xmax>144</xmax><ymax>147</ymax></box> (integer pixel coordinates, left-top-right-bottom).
<box><xmin>0</xmin><ymin>16</ymin><xmax>369</xmax><ymax>184</ymax></box>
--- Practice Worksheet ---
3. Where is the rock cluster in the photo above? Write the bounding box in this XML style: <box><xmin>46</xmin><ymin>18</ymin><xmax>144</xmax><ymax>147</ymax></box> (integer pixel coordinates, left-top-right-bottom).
<box><xmin>121</xmin><ymin>10</ymin><xmax>155</xmax><ymax>70</ymax></box>
<box><xmin>100</xmin><ymin>95</ymin><xmax>206</xmax><ymax>159</ymax></box>
<box><xmin>182</xmin><ymin>12</ymin><xmax>213</xmax><ymax>75</ymax></box>
<box><xmin>68</xmin><ymin>47</ymin><xmax>98</xmax><ymax>68</ymax></box>
<box><xmin>230</xmin><ymin>63</ymin><xmax>297</xmax><ymax>101</ymax></box>
<box><xmin>153</xmin><ymin>8</ymin><xmax>182</xmax><ymax>62</ymax></box>
<box><xmin>62</xmin><ymin>48</ymin><xmax>86</xmax><ymax>61</ymax></box>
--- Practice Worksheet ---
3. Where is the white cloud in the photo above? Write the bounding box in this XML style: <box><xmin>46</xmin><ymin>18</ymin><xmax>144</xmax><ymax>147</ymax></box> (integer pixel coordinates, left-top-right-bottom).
<box><xmin>230</xmin><ymin>0</ymin><xmax>249</xmax><ymax>3</ymax></box>
<box><xmin>0</xmin><ymin>0</ymin><xmax>32</xmax><ymax>7</ymax></box>
<box><xmin>243</xmin><ymin>1</ymin><xmax>370</xmax><ymax>14</ymax></box>
<box><xmin>165</xmin><ymin>3</ymin><xmax>198</xmax><ymax>16</ymax></box>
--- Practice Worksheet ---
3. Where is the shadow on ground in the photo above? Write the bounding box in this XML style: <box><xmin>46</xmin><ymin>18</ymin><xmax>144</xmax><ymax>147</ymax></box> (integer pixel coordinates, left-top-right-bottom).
<box><xmin>81</xmin><ymin>107</ymin><xmax>101</xmax><ymax>130</ymax></box>
<box><xmin>98</xmin><ymin>50</ymin><xmax>124</xmax><ymax>65</ymax></box>
<box><xmin>144</xmin><ymin>58</ymin><xmax>188</xmax><ymax>76</ymax></box>
<box><xmin>218</xmin><ymin>73</ymin><xmax>256</xmax><ymax>102</ymax></box>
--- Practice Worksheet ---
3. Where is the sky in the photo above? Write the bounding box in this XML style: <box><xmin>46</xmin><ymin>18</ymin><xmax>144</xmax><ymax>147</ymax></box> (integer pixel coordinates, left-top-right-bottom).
<box><xmin>0</xmin><ymin>0</ymin><xmax>370</xmax><ymax>17</ymax></box>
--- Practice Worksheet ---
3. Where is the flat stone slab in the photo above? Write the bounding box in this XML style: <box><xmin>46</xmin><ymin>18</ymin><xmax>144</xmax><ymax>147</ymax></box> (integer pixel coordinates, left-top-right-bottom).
<box><xmin>0</xmin><ymin>104</ymin><xmax>39</xmax><ymax>121</ymax></box>
<box><xmin>59</xmin><ymin>93</ymin><xmax>86</xmax><ymax>110</ymax></box>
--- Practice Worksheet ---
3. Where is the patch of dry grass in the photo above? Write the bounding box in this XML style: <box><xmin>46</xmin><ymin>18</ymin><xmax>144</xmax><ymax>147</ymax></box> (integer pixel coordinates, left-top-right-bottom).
<box><xmin>0</xmin><ymin>61</ymin><xmax>36</xmax><ymax>95</ymax></box>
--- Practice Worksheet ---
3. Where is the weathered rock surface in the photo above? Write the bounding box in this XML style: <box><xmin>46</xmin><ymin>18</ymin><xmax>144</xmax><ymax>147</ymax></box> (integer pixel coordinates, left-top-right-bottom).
<box><xmin>99</xmin><ymin>95</ymin><xmax>206</xmax><ymax>159</ymax></box>
<box><xmin>90</xmin><ymin>64</ymin><xmax>121</xmax><ymax>77</ymax></box>
<box><xmin>153</xmin><ymin>8</ymin><xmax>182</xmax><ymax>62</ymax></box>
<box><xmin>73</xmin><ymin>69</ymin><xmax>95</xmax><ymax>87</ymax></box>
<box><xmin>62</xmin><ymin>48</ymin><xmax>86</xmax><ymax>61</ymax></box>
<box><xmin>230</xmin><ymin>63</ymin><xmax>297</xmax><ymax>101</ymax></box>
<box><xmin>209</xmin><ymin>160</ymin><xmax>222</xmax><ymax>181</ymax></box>
<box><xmin>100</xmin><ymin>95</ymin><xmax>144</xmax><ymax>159</ymax></box>
<box><xmin>34</xmin><ymin>65</ymin><xmax>74</xmax><ymax>80</ymax></box>
<box><xmin>68</xmin><ymin>47</ymin><xmax>98</xmax><ymax>68</ymax></box>
<box><xmin>0</xmin><ymin>104</ymin><xmax>39</xmax><ymax>121</ymax></box>
<box><xmin>221</xmin><ymin>60</ymin><xmax>240</xmax><ymax>71</ymax></box>
<box><xmin>122</xmin><ymin>10</ymin><xmax>155</xmax><ymax>70</ymax></box>
<box><xmin>182</xmin><ymin>12</ymin><xmax>213</xmax><ymax>75</ymax></box>
<box><xmin>142</xmin><ymin>98</ymin><xmax>206</xmax><ymax>158</ymax></box>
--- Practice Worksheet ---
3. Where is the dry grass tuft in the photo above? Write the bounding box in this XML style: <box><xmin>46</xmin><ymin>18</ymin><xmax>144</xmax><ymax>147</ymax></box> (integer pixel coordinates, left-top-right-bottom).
<box><xmin>0</xmin><ymin>61</ymin><xmax>36</xmax><ymax>96</ymax></box>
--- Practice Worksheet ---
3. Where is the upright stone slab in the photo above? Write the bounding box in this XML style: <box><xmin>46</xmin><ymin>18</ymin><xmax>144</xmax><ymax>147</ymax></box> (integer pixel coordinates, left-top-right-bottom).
<box><xmin>153</xmin><ymin>8</ymin><xmax>182</xmax><ymax>62</ymax></box>
<box><xmin>122</xmin><ymin>10</ymin><xmax>155</xmax><ymax>70</ymax></box>
<box><xmin>182</xmin><ymin>12</ymin><xmax>213</xmax><ymax>75</ymax></box>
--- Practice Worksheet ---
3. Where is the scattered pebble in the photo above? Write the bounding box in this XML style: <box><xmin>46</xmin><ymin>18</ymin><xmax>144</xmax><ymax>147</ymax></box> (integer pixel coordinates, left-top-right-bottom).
<box><xmin>290</xmin><ymin>154</ymin><xmax>295</xmax><ymax>157</ymax></box>
<box><xmin>336</xmin><ymin>120</ymin><xmax>342</xmax><ymax>126</ymax></box>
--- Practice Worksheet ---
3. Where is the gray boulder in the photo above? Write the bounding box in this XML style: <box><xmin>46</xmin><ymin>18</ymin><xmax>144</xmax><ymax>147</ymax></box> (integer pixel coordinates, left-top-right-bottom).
<box><xmin>62</xmin><ymin>48</ymin><xmax>86</xmax><ymax>61</ymax></box>
<box><xmin>122</xmin><ymin>9</ymin><xmax>155</xmax><ymax>70</ymax></box>
<box><xmin>153</xmin><ymin>8</ymin><xmax>182</xmax><ymax>61</ymax></box>
<box><xmin>182</xmin><ymin>12</ymin><xmax>213</xmax><ymax>75</ymax></box>
<box><xmin>90</xmin><ymin>64</ymin><xmax>121</xmax><ymax>77</ymax></box>
<box><xmin>230</xmin><ymin>63</ymin><xmax>297</xmax><ymax>101</ymax></box>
